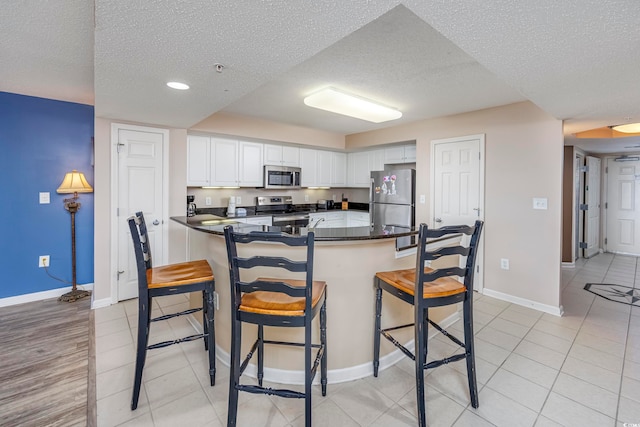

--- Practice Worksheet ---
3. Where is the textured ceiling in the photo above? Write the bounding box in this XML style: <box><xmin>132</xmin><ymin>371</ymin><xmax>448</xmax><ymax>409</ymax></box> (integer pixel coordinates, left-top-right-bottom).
<box><xmin>2</xmin><ymin>1</ymin><xmax>640</xmax><ymax>153</ymax></box>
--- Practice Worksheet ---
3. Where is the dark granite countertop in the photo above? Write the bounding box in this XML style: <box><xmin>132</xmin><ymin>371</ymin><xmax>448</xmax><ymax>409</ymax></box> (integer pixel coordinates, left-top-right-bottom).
<box><xmin>171</xmin><ymin>214</ymin><xmax>418</xmax><ymax>242</ymax></box>
<box><xmin>194</xmin><ymin>202</ymin><xmax>369</xmax><ymax>218</ymax></box>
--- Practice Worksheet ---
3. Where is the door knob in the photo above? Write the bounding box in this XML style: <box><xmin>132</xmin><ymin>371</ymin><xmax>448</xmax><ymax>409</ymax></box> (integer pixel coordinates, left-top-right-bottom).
<box><xmin>153</xmin><ymin>219</ymin><xmax>160</xmax><ymax>225</ymax></box>
<box><xmin>434</xmin><ymin>218</ymin><xmax>443</xmax><ymax>223</ymax></box>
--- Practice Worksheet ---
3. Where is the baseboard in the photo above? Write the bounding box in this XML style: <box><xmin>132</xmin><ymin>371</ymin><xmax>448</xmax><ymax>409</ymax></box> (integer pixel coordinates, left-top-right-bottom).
<box><xmin>561</xmin><ymin>262</ymin><xmax>575</xmax><ymax>268</ymax></box>
<box><xmin>187</xmin><ymin>310</ymin><xmax>461</xmax><ymax>385</ymax></box>
<box><xmin>482</xmin><ymin>288</ymin><xmax>563</xmax><ymax>317</ymax></box>
<box><xmin>0</xmin><ymin>283</ymin><xmax>94</xmax><ymax>308</ymax></box>
<box><xmin>91</xmin><ymin>297</ymin><xmax>113</xmax><ymax>309</ymax></box>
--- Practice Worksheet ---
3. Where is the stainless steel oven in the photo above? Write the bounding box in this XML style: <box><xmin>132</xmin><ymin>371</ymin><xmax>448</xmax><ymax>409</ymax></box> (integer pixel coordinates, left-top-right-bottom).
<box><xmin>263</xmin><ymin>165</ymin><xmax>301</xmax><ymax>189</ymax></box>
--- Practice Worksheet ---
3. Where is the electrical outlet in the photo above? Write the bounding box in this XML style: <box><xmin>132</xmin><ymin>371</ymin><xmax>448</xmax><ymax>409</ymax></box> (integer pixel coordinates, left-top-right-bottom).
<box><xmin>500</xmin><ymin>258</ymin><xmax>510</xmax><ymax>270</ymax></box>
<box><xmin>205</xmin><ymin>197</ymin><xmax>212</xmax><ymax>206</ymax></box>
<box><xmin>304</xmin><ymin>194</ymin><xmax>309</xmax><ymax>202</ymax></box>
<box><xmin>533</xmin><ymin>197</ymin><xmax>548</xmax><ymax>210</ymax></box>
<box><xmin>213</xmin><ymin>291</ymin><xmax>219</xmax><ymax>310</ymax></box>
<box><xmin>419</xmin><ymin>194</ymin><xmax>426</xmax><ymax>204</ymax></box>
<box><xmin>236</xmin><ymin>196</ymin><xmax>241</xmax><ymax>205</ymax></box>
<box><xmin>39</xmin><ymin>255</ymin><xmax>50</xmax><ymax>268</ymax></box>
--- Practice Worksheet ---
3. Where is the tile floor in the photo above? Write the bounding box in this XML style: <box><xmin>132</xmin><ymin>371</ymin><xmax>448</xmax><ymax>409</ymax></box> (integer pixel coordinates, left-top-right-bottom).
<box><xmin>95</xmin><ymin>253</ymin><xmax>640</xmax><ymax>426</ymax></box>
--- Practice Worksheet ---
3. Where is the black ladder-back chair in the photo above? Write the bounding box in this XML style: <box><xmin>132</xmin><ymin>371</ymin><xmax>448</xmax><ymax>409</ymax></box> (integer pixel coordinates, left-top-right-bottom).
<box><xmin>224</xmin><ymin>225</ymin><xmax>327</xmax><ymax>427</ymax></box>
<box><xmin>128</xmin><ymin>212</ymin><xmax>216</xmax><ymax>410</ymax></box>
<box><xmin>373</xmin><ymin>221</ymin><xmax>484</xmax><ymax>427</ymax></box>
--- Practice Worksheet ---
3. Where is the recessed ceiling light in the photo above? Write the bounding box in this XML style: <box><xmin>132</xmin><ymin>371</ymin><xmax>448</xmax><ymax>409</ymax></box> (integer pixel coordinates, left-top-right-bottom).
<box><xmin>167</xmin><ymin>81</ymin><xmax>190</xmax><ymax>90</ymax></box>
<box><xmin>611</xmin><ymin>122</ymin><xmax>640</xmax><ymax>133</ymax></box>
<box><xmin>303</xmin><ymin>87</ymin><xmax>402</xmax><ymax>123</ymax></box>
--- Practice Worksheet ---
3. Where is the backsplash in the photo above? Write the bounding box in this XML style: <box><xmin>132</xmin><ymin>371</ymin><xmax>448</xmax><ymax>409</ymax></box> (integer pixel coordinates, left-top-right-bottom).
<box><xmin>186</xmin><ymin>187</ymin><xmax>369</xmax><ymax>210</ymax></box>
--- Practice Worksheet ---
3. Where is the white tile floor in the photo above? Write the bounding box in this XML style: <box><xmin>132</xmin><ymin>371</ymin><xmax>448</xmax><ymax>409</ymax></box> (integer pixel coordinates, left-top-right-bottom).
<box><xmin>95</xmin><ymin>253</ymin><xmax>640</xmax><ymax>426</ymax></box>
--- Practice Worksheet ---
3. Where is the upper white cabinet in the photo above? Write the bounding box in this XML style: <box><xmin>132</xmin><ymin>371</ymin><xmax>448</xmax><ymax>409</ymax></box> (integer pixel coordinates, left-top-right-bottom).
<box><xmin>264</xmin><ymin>144</ymin><xmax>299</xmax><ymax>167</ymax></box>
<box><xmin>384</xmin><ymin>144</ymin><xmax>416</xmax><ymax>164</ymax></box>
<box><xmin>238</xmin><ymin>141</ymin><xmax>264</xmax><ymax>187</ymax></box>
<box><xmin>210</xmin><ymin>137</ymin><xmax>239</xmax><ymax>187</ymax></box>
<box><xmin>299</xmin><ymin>148</ymin><xmax>317</xmax><ymax>187</ymax></box>
<box><xmin>347</xmin><ymin>149</ymin><xmax>386</xmax><ymax>188</ymax></box>
<box><xmin>331</xmin><ymin>152</ymin><xmax>347</xmax><ymax>187</ymax></box>
<box><xmin>188</xmin><ymin>136</ymin><xmax>264</xmax><ymax>187</ymax></box>
<box><xmin>299</xmin><ymin>148</ymin><xmax>346</xmax><ymax>187</ymax></box>
<box><xmin>187</xmin><ymin>135</ymin><xmax>211</xmax><ymax>186</ymax></box>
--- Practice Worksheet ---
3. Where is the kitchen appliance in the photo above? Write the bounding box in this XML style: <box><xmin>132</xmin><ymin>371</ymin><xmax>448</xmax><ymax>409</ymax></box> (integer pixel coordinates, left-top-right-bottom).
<box><xmin>326</xmin><ymin>200</ymin><xmax>335</xmax><ymax>209</ymax></box>
<box><xmin>227</xmin><ymin>196</ymin><xmax>236</xmax><ymax>216</ymax></box>
<box><xmin>370</xmin><ymin>169</ymin><xmax>416</xmax><ymax>250</ymax></box>
<box><xmin>263</xmin><ymin>165</ymin><xmax>301</xmax><ymax>189</ymax></box>
<box><xmin>256</xmin><ymin>195</ymin><xmax>309</xmax><ymax>227</ymax></box>
<box><xmin>317</xmin><ymin>199</ymin><xmax>327</xmax><ymax>209</ymax></box>
<box><xmin>187</xmin><ymin>195</ymin><xmax>196</xmax><ymax>217</ymax></box>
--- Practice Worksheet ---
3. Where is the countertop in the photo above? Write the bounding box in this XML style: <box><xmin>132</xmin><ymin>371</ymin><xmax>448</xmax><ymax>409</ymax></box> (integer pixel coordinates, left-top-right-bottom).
<box><xmin>171</xmin><ymin>214</ymin><xmax>418</xmax><ymax>242</ymax></box>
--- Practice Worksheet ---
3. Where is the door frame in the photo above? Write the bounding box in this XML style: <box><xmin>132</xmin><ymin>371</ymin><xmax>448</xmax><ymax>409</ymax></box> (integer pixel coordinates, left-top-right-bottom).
<box><xmin>109</xmin><ymin>123</ymin><xmax>170</xmax><ymax>303</ymax></box>
<box><xmin>430</xmin><ymin>133</ymin><xmax>485</xmax><ymax>291</ymax></box>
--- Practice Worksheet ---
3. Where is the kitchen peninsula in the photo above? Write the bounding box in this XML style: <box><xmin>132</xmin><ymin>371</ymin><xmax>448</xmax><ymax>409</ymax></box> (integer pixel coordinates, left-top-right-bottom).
<box><xmin>172</xmin><ymin>214</ymin><xmax>421</xmax><ymax>384</ymax></box>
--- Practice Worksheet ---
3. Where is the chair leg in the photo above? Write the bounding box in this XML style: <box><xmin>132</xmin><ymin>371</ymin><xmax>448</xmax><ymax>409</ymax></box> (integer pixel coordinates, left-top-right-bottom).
<box><xmin>320</xmin><ymin>298</ymin><xmax>327</xmax><ymax>396</ymax></box>
<box><xmin>205</xmin><ymin>287</ymin><xmax>216</xmax><ymax>386</ymax></box>
<box><xmin>373</xmin><ymin>281</ymin><xmax>382</xmax><ymax>377</ymax></box>
<box><xmin>131</xmin><ymin>297</ymin><xmax>150</xmax><ymax>410</ymax></box>
<box><xmin>463</xmin><ymin>295</ymin><xmax>479</xmax><ymax>408</ymax></box>
<box><xmin>257</xmin><ymin>324</ymin><xmax>264</xmax><ymax>386</ymax></box>
<box><xmin>202</xmin><ymin>291</ymin><xmax>208</xmax><ymax>351</ymax></box>
<box><xmin>304</xmin><ymin>319</ymin><xmax>312</xmax><ymax>427</ymax></box>
<box><xmin>414</xmin><ymin>305</ymin><xmax>427</xmax><ymax>427</ymax></box>
<box><xmin>227</xmin><ymin>317</ymin><xmax>242</xmax><ymax>427</ymax></box>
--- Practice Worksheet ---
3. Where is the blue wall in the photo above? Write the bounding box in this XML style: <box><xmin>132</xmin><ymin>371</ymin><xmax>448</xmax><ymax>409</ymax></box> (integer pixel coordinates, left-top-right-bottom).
<box><xmin>0</xmin><ymin>92</ymin><xmax>94</xmax><ymax>299</ymax></box>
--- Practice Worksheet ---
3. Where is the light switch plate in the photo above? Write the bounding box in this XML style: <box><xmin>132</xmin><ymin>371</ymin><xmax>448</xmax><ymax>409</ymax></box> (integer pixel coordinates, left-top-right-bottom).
<box><xmin>39</xmin><ymin>192</ymin><xmax>50</xmax><ymax>204</ymax></box>
<box><xmin>533</xmin><ymin>198</ymin><xmax>548</xmax><ymax>210</ymax></box>
<box><xmin>419</xmin><ymin>195</ymin><xmax>426</xmax><ymax>204</ymax></box>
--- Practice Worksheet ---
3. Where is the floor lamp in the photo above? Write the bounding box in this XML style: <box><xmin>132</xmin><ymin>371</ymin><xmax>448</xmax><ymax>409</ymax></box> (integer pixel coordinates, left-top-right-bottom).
<box><xmin>57</xmin><ymin>170</ymin><xmax>93</xmax><ymax>302</ymax></box>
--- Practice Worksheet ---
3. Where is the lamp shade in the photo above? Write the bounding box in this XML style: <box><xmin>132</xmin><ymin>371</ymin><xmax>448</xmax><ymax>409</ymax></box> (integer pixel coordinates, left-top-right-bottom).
<box><xmin>57</xmin><ymin>170</ymin><xmax>93</xmax><ymax>194</ymax></box>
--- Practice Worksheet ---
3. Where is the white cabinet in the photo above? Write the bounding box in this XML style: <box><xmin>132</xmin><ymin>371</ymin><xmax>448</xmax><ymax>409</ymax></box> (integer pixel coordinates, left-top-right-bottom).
<box><xmin>187</xmin><ymin>135</ymin><xmax>211</xmax><ymax>186</ymax></box>
<box><xmin>299</xmin><ymin>148</ymin><xmax>317</xmax><ymax>187</ymax></box>
<box><xmin>300</xmin><ymin>148</ymin><xmax>346</xmax><ymax>187</ymax></box>
<box><xmin>347</xmin><ymin>149</ymin><xmax>385</xmax><ymax>188</ymax></box>
<box><xmin>210</xmin><ymin>137</ymin><xmax>239</xmax><ymax>187</ymax></box>
<box><xmin>347</xmin><ymin>211</ymin><xmax>370</xmax><ymax>227</ymax></box>
<box><xmin>384</xmin><ymin>144</ymin><xmax>416</xmax><ymax>164</ymax></box>
<box><xmin>331</xmin><ymin>152</ymin><xmax>347</xmax><ymax>187</ymax></box>
<box><xmin>264</xmin><ymin>144</ymin><xmax>299</xmax><ymax>167</ymax></box>
<box><xmin>244</xmin><ymin>216</ymin><xmax>272</xmax><ymax>226</ymax></box>
<box><xmin>188</xmin><ymin>136</ymin><xmax>263</xmax><ymax>187</ymax></box>
<box><xmin>347</xmin><ymin>151</ymin><xmax>371</xmax><ymax>188</ymax></box>
<box><xmin>317</xmin><ymin>150</ymin><xmax>332</xmax><ymax>187</ymax></box>
<box><xmin>239</xmin><ymin>141</ymin><xmax>263</xmax><ymax>187</ymax></box>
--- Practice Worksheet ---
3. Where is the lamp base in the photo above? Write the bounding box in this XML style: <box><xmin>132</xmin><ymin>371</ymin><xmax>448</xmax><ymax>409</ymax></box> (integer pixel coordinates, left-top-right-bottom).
<box><xmin>58</xmin><ymin>289</ymin><xmax>91</xmax><ymax>303</ymax></box>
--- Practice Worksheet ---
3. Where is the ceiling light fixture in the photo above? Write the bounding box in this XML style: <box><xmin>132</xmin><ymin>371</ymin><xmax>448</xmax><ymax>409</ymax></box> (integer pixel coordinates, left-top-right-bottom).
<box><xmin>303</xmin><ymin>87</ymin><xmax>402</xmax><ymax>123</ymax></box>
<box><xmin>167</xmin><ymin>81</ymin><xmax>190</xmax><ymax>90</ymax></box>
<box><xmin>611</xmin><ymin>122</ymin><xmax>640</xmax><ymax>133</ymax></box>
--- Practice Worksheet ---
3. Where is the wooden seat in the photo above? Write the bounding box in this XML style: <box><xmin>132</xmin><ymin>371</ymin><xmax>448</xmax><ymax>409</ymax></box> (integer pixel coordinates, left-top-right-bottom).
<box><xmin>224</xmin><ymin>226</ymin><xmax>327</xmax><ymax>427</ymax></box>
<box><xmin>128</xmin><ymin>212</ymin><xmax>216</xmax><ymax>410</ymax></box>
<box><xmin>373</xmin><ymin>221</ymin><xmax>484</xmax><ymax>427</ymax></box>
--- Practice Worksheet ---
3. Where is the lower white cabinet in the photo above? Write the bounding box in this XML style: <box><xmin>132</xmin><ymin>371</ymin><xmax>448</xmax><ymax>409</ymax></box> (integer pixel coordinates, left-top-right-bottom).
<box><xmin>310</xmin><ymin>211</ymin><xmax>368</xmax><ymax>228</ymax></box>
<box><xmin>233</xmin><ymin>216</ymin><xmax>272</xmax><ymax>226</ymax></box>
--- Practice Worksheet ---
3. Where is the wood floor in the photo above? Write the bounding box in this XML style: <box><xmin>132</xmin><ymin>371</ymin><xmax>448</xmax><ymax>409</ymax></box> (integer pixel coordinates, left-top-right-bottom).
<box><xmin>0</xmin><ymin>297</ymin><xmax>95</xmax><ymax>426</ymax></box>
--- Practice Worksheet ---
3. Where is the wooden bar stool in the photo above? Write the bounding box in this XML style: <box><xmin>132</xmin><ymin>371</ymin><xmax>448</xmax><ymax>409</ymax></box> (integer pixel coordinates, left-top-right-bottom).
<box><xmin>373</xmin><ymin>221</ymin><xmax>483</xmax><ymax>427</ymax></box>
<box><xmin>128</xmin><ymin>212</ymin><xmax>216</xmax><ymax>410</ymax></box>
<box><xmin>224</xmin><ymin>225</ymin><xmax>327</xmax><ymax>427</ymax></box>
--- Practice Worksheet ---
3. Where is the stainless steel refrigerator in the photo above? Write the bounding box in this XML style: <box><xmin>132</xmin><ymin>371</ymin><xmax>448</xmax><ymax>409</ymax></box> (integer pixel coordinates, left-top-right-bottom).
<box><xmin>370</xmin><ymin>169</ymin><xmax>416</xmax><ymax>250</ymax></box>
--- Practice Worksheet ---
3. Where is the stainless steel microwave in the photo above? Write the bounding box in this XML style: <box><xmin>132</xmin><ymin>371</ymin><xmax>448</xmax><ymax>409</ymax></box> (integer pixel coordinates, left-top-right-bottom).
<box><xmin>263</xmin><ymin>165</ymin><xmax>301</xmax><ymax>189</ymax></box>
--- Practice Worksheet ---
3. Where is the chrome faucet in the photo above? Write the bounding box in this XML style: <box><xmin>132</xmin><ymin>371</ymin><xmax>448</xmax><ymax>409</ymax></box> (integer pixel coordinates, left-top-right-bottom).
<box><xmin>309</xmin><ymin>217</ymin><xmax>325</xmax><ymax>229</ymax></box>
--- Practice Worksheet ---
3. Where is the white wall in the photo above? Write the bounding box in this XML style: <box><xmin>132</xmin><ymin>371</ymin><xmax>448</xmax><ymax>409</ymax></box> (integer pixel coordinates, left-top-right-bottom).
<box><xmin>347</xmin><ymin>101</ymin><xmax>564</xmax><ymax>312</ymax></box>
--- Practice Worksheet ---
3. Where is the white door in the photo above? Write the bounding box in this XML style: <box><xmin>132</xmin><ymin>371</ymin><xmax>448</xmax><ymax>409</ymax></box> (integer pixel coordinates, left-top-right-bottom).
<box><xmin>583</xmin><ymin>156</ymin><xmax>601</xmax><ymax>258</ymax></box>
<box><xmin>605</xmin><ymin>156</ymin><xmax>640</xmax><ymax>255</ymax></box>
<box><xmin>431</xmin><ymin>134</ymin><xmax>485</xmax><ymax>290</ymax></box>
<box><xmin>115</xmin><ymin>126</ymin><xmax>167</xmax><ymax>301</ymax></box>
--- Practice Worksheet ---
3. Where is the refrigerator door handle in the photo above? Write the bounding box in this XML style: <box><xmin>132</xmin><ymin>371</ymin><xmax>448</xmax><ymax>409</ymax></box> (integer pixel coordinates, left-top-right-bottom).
<box><xmin>370</xmin><ymin>178</ymin><xmax>375</xmax><ymax>227</ymax></box>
